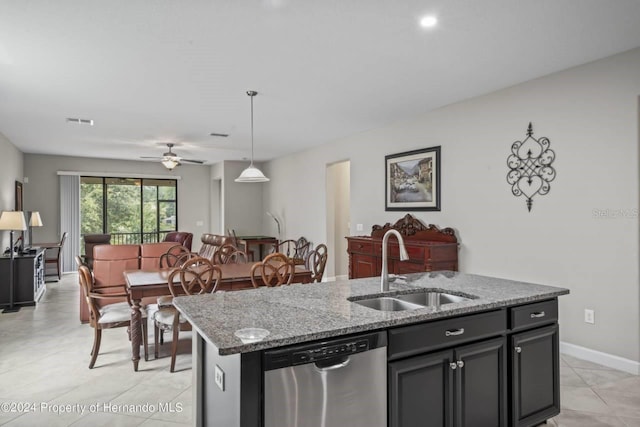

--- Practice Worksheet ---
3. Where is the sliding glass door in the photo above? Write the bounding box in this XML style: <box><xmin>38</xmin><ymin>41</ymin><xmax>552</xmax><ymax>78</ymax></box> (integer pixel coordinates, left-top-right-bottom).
<box><xmin>80</xmin><ymin>177</ymin><xmax>177</xmax><ymax>245</ymax></box>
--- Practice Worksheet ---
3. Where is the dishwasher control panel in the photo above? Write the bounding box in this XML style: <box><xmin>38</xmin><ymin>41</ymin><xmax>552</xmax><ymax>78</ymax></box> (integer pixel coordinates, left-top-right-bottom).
<box><xmin>292</xmin><ymin>339</ymin><xmax>368</xmax><ymax>364</ymax></box>
<box><xmin>263</xmin><ymin>331</ymin><xmax>387</xmax><ymax>371</ymax></box>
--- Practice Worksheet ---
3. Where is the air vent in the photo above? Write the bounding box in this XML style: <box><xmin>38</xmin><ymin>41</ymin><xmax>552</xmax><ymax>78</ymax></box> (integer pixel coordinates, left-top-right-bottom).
<box><xmin>66</xmin><ymin>118</ymin><xmax>94</xmax><ymax>126</ymax></box>
<box><xmin>210</xmin><ymin>132</ymin><xmax>229</xmax><ymax>137</ymax></box>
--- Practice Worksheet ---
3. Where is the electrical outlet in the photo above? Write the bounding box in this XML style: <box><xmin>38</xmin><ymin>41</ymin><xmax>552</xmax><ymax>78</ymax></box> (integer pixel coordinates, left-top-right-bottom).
<box><xmin>356</xmin><ymin>224</ymin><xmax>364</xmax><ymax>232</ymax></box>
<box><xmin>214</xmin><ymin>365</ymin><xmax>225</xmax><ymax>391</ymax></box>
<box><xmin>584</xmin><ymin>309</ymin><xmax>595</xmax><ymax>324</ymax></box>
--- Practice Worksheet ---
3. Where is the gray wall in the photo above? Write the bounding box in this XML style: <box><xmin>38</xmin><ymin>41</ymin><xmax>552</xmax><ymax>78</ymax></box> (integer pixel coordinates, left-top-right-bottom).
<box><xmin>23</xmin><ymin>154</ymin><xmax>211</xmax><ymax>251</ymax></box>
<box><xmin>262</xmin><ymin>48</ymin><xmax>640</xmax><ymax>363</ymax></box>
<box><xmin>221</xmin><ymin>161</ymin><xmax>265</xmax><ymax>237</ymax></box>
<box><xmin>0</xmin><ymin>133</ymin><xmax>24</xmax><ymax>249</ymax></box>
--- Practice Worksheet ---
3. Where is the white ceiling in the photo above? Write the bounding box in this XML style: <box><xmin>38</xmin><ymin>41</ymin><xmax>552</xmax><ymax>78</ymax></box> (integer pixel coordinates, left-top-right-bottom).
<box><xmin>1</xmin><ymin>0</ymin><xmax>640</xmax><ymax>166</ymax></box>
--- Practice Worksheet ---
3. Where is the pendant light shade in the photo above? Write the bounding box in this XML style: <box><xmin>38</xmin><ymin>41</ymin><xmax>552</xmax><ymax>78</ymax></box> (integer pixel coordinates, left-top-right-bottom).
<box><xmin>236</xmin><ymin>90</ymin><xmax>269</xmax><ymax>183</ymax></box>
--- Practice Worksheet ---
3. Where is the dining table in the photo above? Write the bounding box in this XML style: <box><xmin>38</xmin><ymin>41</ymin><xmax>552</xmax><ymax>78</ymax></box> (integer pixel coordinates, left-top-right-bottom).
<box><xmin>124</xmin><ymin>262</ymin><xmax>312</xmax><ymax>371</ymax></box>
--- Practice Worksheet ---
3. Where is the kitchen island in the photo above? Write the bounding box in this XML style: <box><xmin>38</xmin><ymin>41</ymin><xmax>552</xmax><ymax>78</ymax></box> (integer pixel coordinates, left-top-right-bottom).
<box><xmin>173</xmin><ymin>271</ymin><xmax>569</xmax><ymax>427</ymax></box>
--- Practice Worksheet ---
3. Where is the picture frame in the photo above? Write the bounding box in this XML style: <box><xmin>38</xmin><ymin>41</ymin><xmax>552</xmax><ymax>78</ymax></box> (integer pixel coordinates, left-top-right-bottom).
<box><xmin>15</xmin><ymin>180</ymin><xmax>23</xmax><ymax>211</ymax></box>
<box><xmin>385</xmin><ymin>146</ymin><xmax>441</xmax><ymax>211</ymax></box>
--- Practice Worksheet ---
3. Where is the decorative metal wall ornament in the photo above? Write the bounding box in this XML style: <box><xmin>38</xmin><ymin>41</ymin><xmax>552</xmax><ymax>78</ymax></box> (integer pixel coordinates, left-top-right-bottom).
<box><xmin>506</xmin><ymin>123</ymin><xmax>556</xmax><ymax>212</ymax></box>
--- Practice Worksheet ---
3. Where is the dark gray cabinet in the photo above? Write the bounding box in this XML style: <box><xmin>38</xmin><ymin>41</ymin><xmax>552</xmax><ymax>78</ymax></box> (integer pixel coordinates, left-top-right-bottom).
<box><xmin>0</xmin><ymin>249</ymin><xmax>45</xmax><ymax>307</ymax></box>
<box><xmin>389</xmin><ymin>337</ymin><xmax>506</xmax><ymax>427</ymax></box>
<box><xmin>509</xmin><ymin>300</ymin><xmax>560</xmax><ymax>426</ymax></box>
<box><xmin>388</xmin><ymin>310</ymin><xmax>508</xmax><ymax>427</ymax></box>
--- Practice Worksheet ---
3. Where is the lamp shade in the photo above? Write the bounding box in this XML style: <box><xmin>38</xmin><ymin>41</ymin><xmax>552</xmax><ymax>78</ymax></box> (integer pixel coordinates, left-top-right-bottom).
<box><xmin>235</xmin><ymin>165</ymin><xmax>270</xmax><ymax>183</ymax></box>
<box><xmin>0</xmin><ymin>211</ymin><xmax>27</xmax><ymax>231</ymax></box>
<box><xmin>29</xmin><ymin>211</ymin><xmax>43</xmax><ymax>227</ymax></box>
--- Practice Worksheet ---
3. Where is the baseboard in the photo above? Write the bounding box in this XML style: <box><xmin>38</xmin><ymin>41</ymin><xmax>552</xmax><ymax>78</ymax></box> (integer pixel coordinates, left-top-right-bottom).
<box><xmin>560</xmin><ymin>341</ymin><xmax>640</xmax><ymax>375</ymax></box>
<box><xmin>334</xmin><ymin>274</ymin><xmax>348</xmax><ymax>281</ymax></box>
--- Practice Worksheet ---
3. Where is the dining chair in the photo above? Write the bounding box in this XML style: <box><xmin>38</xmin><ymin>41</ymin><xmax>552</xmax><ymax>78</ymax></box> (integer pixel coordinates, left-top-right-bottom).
<box><xmin>159</xmin><ymin>244</ymin><xmax>194</xmax><ymax>268</ymax></box>
<box><xmin>213</xmin><ymin>243</ymin><xmax>249</xmax><ymax>264</ymax></box>
<box><xmin>78</xmin><ymin>264</ymin><xmax>149</xmax><ymax>369</ymax></box>
<box><xmin>44</xmin><ymin>232</ymin><xmax>67</xmax><ymax>280</ymax></box>
<box><xmin>250</xmin><ymin>252</ymin><xmax>295</xmax><ymax>287</ymax></box>
<box><xmin>306</xmin><ymin>243</ymin><xmax>328</xmax><ymax>282</ymax></box>
<box><xmin>82</xmin><ymin>233</ymin><xmax>111</xmax><ymax>269</ymax></box>
<box><xmin>272</xmin><ymin>238</ymin><xmax>310</xmax><ymax>265</ymax></box>
<box><xmin>153</xmin><ymin>257</ymin><xmax>222</xmax><ymax>372</ymax></box>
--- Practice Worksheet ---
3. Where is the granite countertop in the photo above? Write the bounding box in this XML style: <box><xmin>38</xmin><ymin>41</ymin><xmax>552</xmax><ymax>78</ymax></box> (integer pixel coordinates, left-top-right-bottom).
<box><xmin>173</xmin><ymin>271</ymin><xmax>569</xmax><ymax>356</ymax></box>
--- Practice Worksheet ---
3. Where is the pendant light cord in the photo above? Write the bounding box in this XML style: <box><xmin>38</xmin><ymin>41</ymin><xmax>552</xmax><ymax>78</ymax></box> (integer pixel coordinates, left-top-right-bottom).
<box><xmin>248</xmin><ymin>90</ymin><xmax>257</xmax><ymax>166</ymax></box>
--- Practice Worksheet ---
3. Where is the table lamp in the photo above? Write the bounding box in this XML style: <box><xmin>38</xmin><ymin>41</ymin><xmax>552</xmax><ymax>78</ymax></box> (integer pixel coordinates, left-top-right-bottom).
<box><xmin>28</xmin><ymin>211</ymin><xmax>43</xmax><ymax>249</ymax></box>
<box><xmin>0</xmin><ymin>211</ymin><xmax>27</xmax><ymax>313</ymax></box>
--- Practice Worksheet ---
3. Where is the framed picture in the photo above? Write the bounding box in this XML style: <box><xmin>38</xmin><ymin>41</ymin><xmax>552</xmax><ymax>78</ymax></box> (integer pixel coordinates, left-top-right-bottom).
<box><xmin>385</xmin><ymin>146</ymin><xmax>441</xmax><ymax>211</ymax></box>
<box><xmin>15</xmin><ymin>180</ymin><xmax>23</xmax><ymax>211</ymax></box>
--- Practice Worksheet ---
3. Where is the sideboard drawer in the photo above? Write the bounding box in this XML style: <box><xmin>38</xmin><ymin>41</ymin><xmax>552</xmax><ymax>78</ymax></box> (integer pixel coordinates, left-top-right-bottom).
<box><xmin>347</xmin><ymin>239</ymin><xmax>374</xmax><ymax>254</ymax></box>
<box><xmin>388</xmin><ymin>309</ymin><xmax>507</xmax><ymax>360</ymax></box>
<box><xmin>510</xmin><ymin>299</ymin><xmax>558</xmax><ymax>332</ymax></box>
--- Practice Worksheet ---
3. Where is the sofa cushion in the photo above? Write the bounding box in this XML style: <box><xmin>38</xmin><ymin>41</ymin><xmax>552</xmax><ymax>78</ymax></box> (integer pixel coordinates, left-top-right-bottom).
<box><xmin>140</xmin><ymin>242</ymin><xmax>181</xmax><ymax>270</ymax></box>
<box><xmin>93</xmin><ymin>244</ymin><xmax>141</xmax><ymax>287</ymax></box>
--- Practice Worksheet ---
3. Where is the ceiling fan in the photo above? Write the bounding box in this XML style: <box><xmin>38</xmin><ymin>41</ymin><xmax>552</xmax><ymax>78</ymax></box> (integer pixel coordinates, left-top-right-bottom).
<box><xmin>140</xmin><ymin>143</ymin><xmax>205</xmax><ymax>170</ymax></box>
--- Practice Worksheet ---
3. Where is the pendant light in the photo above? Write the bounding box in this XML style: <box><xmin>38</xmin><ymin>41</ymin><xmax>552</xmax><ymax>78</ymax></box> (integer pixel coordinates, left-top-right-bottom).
<box><xmin>235</xmin><ymin>90</ymin><xmax>270</xmax><ymax>182</ymax></box>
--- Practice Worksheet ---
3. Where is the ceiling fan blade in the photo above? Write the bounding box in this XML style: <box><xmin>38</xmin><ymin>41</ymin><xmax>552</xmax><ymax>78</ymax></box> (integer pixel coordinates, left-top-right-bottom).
<box><xmin>140</xmin><ymin>156</ymin><xmax>163</xmax><ymax>160</ymax></box>
<box><xmin>181</xmin><ymin>158</ymin><xmax>205</xmax><ymax>164</ymax></box>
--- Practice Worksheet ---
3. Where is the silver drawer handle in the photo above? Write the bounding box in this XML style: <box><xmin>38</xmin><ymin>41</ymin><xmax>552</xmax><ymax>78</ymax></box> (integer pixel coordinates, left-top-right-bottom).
<box><xmin>515</xmin><ymin>346</ymin><xmax>522</xmax><ymax>354</ymax></box>
<box><xmin>445</xmin><ymin>328</ymin><xmax>465</xmax><ymax>337</ymax></box>
<box><xmin>449</xmin><ymin>362</ymin><xmax>457</xmax><ymax>370</ymax></box>
<box><xmin>530</xmin><ymin>311</ymin><xmax>546</xmax><ymax>318</ymax></box>
<box><xmin>456</xmin><ymin>360</ymin><xmax>464</xmax><ymax>368</ymax></box>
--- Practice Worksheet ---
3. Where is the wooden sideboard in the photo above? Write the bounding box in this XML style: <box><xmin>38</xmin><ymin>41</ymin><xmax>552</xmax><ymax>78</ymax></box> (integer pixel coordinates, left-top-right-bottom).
<box><xmin>346</xmin><ymin>214</ymin><xmax>458</xmax><ymax>279</ymax></box>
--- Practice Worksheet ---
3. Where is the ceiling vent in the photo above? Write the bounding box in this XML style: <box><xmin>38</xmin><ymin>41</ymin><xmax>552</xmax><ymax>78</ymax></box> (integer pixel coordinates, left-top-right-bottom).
<box><xmin>66</xmin><ymin>118</ymin><xmax>94</xmax><ymax>126</ymax></box>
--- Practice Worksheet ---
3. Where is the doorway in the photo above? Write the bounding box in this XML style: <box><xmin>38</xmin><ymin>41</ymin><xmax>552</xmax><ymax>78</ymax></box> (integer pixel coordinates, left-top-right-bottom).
<box><xmin>326</xmin><ymin>160</ymin><xmax>350</xmax><ymax>280</ymax></box>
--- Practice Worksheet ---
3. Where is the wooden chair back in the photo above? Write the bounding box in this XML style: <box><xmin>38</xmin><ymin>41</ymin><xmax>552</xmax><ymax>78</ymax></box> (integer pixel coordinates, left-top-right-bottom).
<box><xmin>167</xmin><ymin>256</ymin><xmax>222</xmax><ymax>296</ymax></box>
<box><xmin>306</xmin><ymin>243</ymin><xmax>328</xmax><ymax>282</ymax></box>
<box><xmin>160</xmin><ymin>244</ymin><xmax>194</xmax><ymax>268</ymax></box>
<box><xmin>250</xmin><ymin>252</ymin><xmax>295</xmax><ymax>287</ymax></box>
<box><xmin>213</xmin><ymin>243</ymin><xmax>249</xmax><ymax>264</ymax></box>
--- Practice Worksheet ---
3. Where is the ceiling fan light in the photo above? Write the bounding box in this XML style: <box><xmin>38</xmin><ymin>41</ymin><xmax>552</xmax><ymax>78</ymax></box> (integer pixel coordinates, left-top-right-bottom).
<box><xmin>162</xmin><ymin>158</ymin><xmax>180</xmax><ymax>170</ymax></box>
<box><xmin>235</xmin><ymin>165</ymin><xmax>270</xmax><ymax>182</ymax></box>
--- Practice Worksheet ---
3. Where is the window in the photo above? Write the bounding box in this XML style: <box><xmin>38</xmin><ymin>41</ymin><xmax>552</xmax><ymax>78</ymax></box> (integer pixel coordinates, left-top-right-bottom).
<box><xmin>80</xmin><ymin>177</ymin><xmax>178</xmax><ymax>245</ymax></box>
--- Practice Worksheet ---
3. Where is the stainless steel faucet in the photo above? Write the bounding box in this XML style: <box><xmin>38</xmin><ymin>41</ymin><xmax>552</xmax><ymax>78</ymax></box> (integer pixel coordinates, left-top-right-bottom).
<box><xmin>381</xmin><ymin>229</ymin><xmax>409</xmax><ymax>292</ymax></box>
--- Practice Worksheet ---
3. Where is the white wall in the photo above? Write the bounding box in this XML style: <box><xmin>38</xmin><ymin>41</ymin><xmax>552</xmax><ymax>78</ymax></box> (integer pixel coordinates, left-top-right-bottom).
<box><xmin>326</xmin><ymin>160</ymin><xmax>350</xmax><ymax>278</ymax></box>
<box><xmin>23</xmin><ymin>154</ymin><xmax>211</xmax><ymax>251</ymax></box>
<box><xmin>0</xmin><ymin>133</ymin><xmax>24</xmax><ymax>250</ymax></box>
<box><xmin>263</xmin><ymin>48</ymin><xmax>640</xmax><ymax>362</ymax></box>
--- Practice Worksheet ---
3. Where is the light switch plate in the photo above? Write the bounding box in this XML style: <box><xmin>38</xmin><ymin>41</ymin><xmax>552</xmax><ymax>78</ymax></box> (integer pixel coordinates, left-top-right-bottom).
<box><xmin>356</xmin><ymin>223</ymin><xmax>364</xmax><ymax>231</ymax></box>
<box><xmin>214</xmin><ymin>365</ymin><xmax>225</xmax><ymax>391</ymax></box>
<box><xmin>196</xmin><ymin>220</ymin><xmax>204</xmax><ymax>227</ymax></box>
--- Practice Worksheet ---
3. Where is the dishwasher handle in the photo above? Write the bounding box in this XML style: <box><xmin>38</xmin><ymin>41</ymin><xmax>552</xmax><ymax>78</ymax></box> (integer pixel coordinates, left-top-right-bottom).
<box><xmin>314</xmin><ymin>355</ymin><xmax>350</xmax><ymax>371</ymax></box>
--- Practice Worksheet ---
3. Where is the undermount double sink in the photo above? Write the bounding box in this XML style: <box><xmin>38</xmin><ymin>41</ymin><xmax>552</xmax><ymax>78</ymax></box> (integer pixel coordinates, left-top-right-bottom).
<box><xmin>351</xmin><ymin>290</ymin><xmax>473</xmax><ymax>312</ymax></box>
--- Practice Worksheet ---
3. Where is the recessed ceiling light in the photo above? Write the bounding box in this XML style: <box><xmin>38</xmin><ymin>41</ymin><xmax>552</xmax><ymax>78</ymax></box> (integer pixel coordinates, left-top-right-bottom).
<box><xmin>66</xmin><ymin>117</ymin><xmax>94</xmax><ymax>126</ymax></box>
<box><xmin>420</xmin><ymin>15</ymin><xmax>438</xmax><ymax>28</ymax></box>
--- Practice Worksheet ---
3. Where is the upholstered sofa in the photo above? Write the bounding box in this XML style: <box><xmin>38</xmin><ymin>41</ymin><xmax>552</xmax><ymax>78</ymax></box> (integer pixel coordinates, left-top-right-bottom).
<box><xmin>79</xmin><ymin>241</ymin><xmax>178</xmax><ymax>323</ymax></box>
<box><xmin>197</xmin><ymin>233</ymin><xmax>233</xmax><ymax>260</ymax></box>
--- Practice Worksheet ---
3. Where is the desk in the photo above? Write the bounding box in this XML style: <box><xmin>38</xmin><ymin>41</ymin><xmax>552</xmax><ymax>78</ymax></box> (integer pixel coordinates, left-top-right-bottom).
<box><xmin>124</xmin><ymin>262</ymin><xmax>312</xmax><ymax>371</ymax></box>
<box><xmin>236</xmin><ymin>235</ymin><xmax>277</xmax><ymax>261</ymax></box>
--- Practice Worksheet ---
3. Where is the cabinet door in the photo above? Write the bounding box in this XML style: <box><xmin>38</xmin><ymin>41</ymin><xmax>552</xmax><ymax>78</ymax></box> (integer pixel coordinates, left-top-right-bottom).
<box><xmin>454</xmin><ymin>337</ymin><xmax>507</xmax><ymax>427</ymax></box>
<box><xmin>351</xmin><ymin>253</ymin><xmax>379</xmax><ymax>279</ymax></box>
<box><xmin>389</xmin><ymin>350</ymin><xmax>454</xmax><ymax>427</ymax></box>
<box><xmin>511</xmin><ymin>324</ymin><xmax>560</xmax><ymax>426</ymax></box>
<box><xmin>392</xmin><ymin>260</ymin><xmax>425</xmax><ymax>275</ymax></box>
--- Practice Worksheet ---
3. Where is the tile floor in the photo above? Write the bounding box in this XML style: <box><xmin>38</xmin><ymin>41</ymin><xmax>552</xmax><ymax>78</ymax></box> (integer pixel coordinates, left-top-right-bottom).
<box><xmin>1</xmin><ymin>274</ymin><xmax>639</xmax><ymax>426</ymax></box>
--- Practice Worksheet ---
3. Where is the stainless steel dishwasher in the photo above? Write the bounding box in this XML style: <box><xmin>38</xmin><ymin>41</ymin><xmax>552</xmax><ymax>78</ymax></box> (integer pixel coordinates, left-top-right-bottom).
<box><xmin>263</xmin><ymin>331</ymin><xmax>387</xmax><ymax>427</ymax></box>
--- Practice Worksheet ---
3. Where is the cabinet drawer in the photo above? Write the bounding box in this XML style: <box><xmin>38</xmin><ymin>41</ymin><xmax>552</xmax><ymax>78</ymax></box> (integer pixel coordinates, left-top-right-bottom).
<box><xmin>510</xmin><ymin>299</ymin><xmax>558</xmax><ymax>332</ymax></box>
<box><xmin>348</xmin><ymin>239</ymin><xmax>374</xmax><ymax>254</ymax></box>
<box><xmin>388</xmin><ymin>309</ymin><xmax>507</xmax><ymax>360</ymax></box>
<box><xmin>387</xmin><ymin>243</ymin><xmax>425</xmax><ymax>261</ymax></box>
